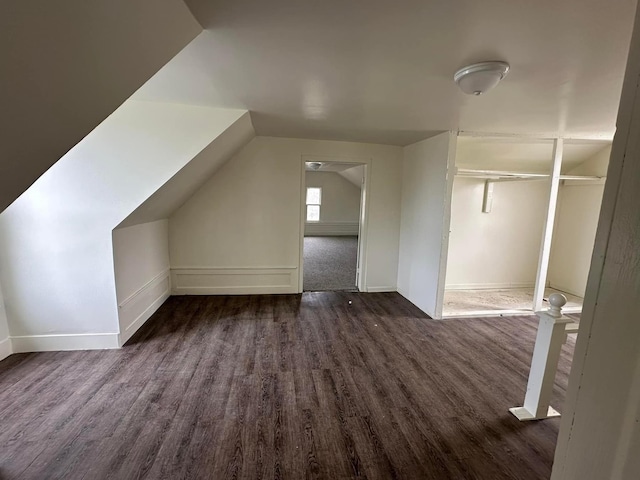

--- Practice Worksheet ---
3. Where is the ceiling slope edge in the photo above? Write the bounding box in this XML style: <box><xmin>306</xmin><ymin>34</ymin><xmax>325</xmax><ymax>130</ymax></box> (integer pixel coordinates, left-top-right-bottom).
<box><xmin>117</xmin><ymin>112</ymin><xmax>255</xmax><ymax>228</ymax></box>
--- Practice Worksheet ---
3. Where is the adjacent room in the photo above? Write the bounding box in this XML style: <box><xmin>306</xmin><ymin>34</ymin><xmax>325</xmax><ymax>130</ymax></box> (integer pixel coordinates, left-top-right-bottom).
<box><xmin>1</xmin><ymin>1</ymin><xmax>639</xmax><ymax>479</ymax></box>
<box><xmin>303</xmin><ymin>162</ymin><xmax>365</xmax><ymax>291</ymax></box>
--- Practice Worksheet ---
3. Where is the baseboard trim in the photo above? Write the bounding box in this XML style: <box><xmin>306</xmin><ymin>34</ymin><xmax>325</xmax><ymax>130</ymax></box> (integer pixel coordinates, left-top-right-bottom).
<box><xmin>171</xmin><ymin>266</ymin><xmax>298</xmax><ymax>295</ymax></box>
<box><xmin>11</xmin><ymin>333</ymin><xmax>120</xmax><ymax>353</ymax></box>
<box><xmin>0</xmin><ymin>337</ymin><xmax>12</xmax><ymax>361</ymax></box>
<box><xmin>445</xmin><ymin>282</ymin><xmax>536</xmax><ymax>291</ymax></box>
<box><xmin>366</xmin><ymin>286</ymin><xmax>397</xmax><ymax>293</ymax></box>
<box><xmin>118</xmin><ymin>271</ymin><xmax>171</xmax><ymax>345</ymax></box>
<box><xmin>548</xmin><ymin>283</ymin><xmax>585</xmax><ymax>299</ymax></box>
<box><xmin>119</xmin><ymin>288</ymin><xmax>170</xmax><ymax>346</ymax></box>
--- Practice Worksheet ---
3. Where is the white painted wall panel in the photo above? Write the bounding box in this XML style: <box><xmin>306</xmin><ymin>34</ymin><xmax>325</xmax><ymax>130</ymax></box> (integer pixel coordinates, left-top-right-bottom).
<box><xmin>169</xmin><ymin>136</ymin><xmax>403</xmax><ymax>292</ymax></box>
<box><xmin>445</xmin><ymin>178</ymin><xmax>547</xmax><ymax>289</ymax></box>
<box><xmin>113</xmin><ymin>220</ymin><xmax>170</xmax><ymax>344</ymax></box>
<box><xmin>551</xmin><ymin>5</ymin><xmax>640</xmax><ymax>476</ymax></box>
<box><xmin>548</xmin><ymin>146</ymin><xmax>610</xmax><ymax>297</ymax></box>
<box><xmin>0</xmin><ymin>100</ymin><xmax>245</xmax><ymax>343</ymax></box>
<box><xmin>548</xmin><ymin>184</ymin><xmax>604</xmax><ymax>297</ymax></box>
<box><xmin>397</xmin><ymin>132</ymin><xmax>455</xmax><ymax>318</ymax></box>
<box><xmin>0</xmin><ymin>282</ymin><xmax>10</xmax><ymax>360</ymax></box>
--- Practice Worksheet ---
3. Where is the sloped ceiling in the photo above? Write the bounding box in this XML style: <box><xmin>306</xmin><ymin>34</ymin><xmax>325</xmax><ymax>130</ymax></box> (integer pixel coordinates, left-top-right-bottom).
<box><xmin>133</xmin><ymin>0</ymin><xmax>637</xmax><ymax>145</ymax></box>
<box><xmin>0</xmin><ymin>0</ymin><xmax>202</xmax><ymax>213</ymax></box>
<box><xmin>338</xmin><ymin>166</ymin><xmax>364</xmax><ymax>189</ymax></box>
<box><xmin>118</xmin><ymin>112</ymin><xmax>256</xmax><ymax>228</ymax></box>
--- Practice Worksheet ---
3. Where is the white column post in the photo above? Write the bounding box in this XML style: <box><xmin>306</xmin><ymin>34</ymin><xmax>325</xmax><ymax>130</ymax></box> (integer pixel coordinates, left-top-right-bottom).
<box><xmin>510</xmin><ymin>293</ymin><xmax>572</xmax><ymax>421</ymax></box>
<box><xmin>533</xmin><ymin>138</ymin><xmax>564</xmax><ymax>311</ymax></box>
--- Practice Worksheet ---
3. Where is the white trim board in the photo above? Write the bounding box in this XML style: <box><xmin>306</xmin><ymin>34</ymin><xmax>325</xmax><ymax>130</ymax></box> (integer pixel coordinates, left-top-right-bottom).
<box><xmin>118</xmin><ymin>268</ymin><xmax>170</xmax><ymax>308</ymax></box>
<box><xmin>11</xmin><ymin>333</ymin><xmax>120</xmax><ymax>353</ymax></box>
<box><xmin>548</xmin><ymin>282</ymin><xmax>585</xmax><ymax>299</ymax></box>
<box><xmin>118</xmin><ymin>270</ymin><xmax>171</xmax><ymax>345</ymax></box>
<box><xmin>443</xmin><ymin>309</ymin><xmax>536</xmax><ymax>319</ymax></box>
<box><xmin>0</xmin><ymin>337</ymin><xmax>11</xmax><ymax>361</ymax></box>
<box><xmin>119</xmin><ymin>290</ymin><xmax>169</xmax><ymax>346</ymax></box>
<box><xmin>366</xmin><ymin>286</ymin><xmax>397</xmax><ymax>293</ymax></box>
<box><xmin>445</xmin><ymin>282</ymin><xmax>536</xmax><ymax>291</ymax></box>
<box><xmin>171</xmin><ymin>266</ymin><xmax>298</xmax><ymax>295</ymax></box>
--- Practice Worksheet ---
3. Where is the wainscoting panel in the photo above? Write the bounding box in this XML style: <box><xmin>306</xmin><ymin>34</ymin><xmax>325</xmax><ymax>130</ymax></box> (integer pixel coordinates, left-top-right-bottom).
<box><xmin>118</xmin><ymin>270</ymin><xmax>171</xmax><ymax>345</ymax></box>
<box><xmin>305</xmin><ymin>222</ymin><xmax>359</xmax><ymax>236</ymax></box>
<box><xmin>171</xmin><ymin>267</ymin><xmax>299</xmax><ymax>295</ymax></box>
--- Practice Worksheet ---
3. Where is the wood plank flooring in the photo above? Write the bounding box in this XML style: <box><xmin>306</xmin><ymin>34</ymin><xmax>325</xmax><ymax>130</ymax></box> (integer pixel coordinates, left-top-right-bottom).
<box><xmin>0</xmin><ymin>292</ymin><xmax>576</xmax><ymax>479</ymax></box>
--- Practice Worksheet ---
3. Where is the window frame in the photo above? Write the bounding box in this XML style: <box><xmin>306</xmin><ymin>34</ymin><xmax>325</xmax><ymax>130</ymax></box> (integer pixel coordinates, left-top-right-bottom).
<box><xmin>306</xmin><ymin>187</ymin><xmax>322</xmax><ymax>222</ymax></box>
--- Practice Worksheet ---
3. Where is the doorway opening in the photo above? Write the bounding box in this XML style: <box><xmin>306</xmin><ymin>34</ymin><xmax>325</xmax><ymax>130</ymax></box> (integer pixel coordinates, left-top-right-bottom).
<box><xmin>300</xmin><ymin>160</ymin><xmax>367</xmax><ymax>292</ymax></box>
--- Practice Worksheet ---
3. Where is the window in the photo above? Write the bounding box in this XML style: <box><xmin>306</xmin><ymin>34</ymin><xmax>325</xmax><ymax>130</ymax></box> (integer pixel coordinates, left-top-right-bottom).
<box><xmin>306</xmin><ymin>187</ymin><xmax>322</xmax><ymax>222</ymax></box>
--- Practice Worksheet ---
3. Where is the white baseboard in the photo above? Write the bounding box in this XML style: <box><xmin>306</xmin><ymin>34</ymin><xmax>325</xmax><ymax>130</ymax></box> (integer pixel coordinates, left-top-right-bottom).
<box><xmin>366</xmin><ymin>286</ymin><xmax>397</xmax><ymax>293</ymax></box>
<box><xmin>305</xmin><ymin>222</ymin><xmax>359</xmax><ymax>236</ymax></box>
<box><xmin>118</xmin><ymin>270</ymin><xmax>171</xmax><ymax>345</ymax></box>
<box><xmin>0</xmin><ymin>337</ymin><xmax>12</xmax><ymax>361</ymax></box>
<box><xmin>548</xmin><ymin>283</ymin><xmax>585</xmax><ymax>299</ymax></box>
<box><xmin>445</xmin><ymin>282</ymin><xmax>536</xmax><ymax>291</ymax></box>
<box><xmin>171</xmin><ymin>266</ymin><xmax>298</xmax><ymax>295</ymax></box>
<box><xmin>11</xmin><ymin>333</ymin><xmax>120</xmax><ymax>353</ymax></box>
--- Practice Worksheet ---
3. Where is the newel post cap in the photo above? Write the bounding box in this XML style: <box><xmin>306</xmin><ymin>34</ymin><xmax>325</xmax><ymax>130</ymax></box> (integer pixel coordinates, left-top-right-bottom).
<box><xmin>547</xmin><ymin>293</ymin><xmax>567</xmax><ymax>318</ymax></box>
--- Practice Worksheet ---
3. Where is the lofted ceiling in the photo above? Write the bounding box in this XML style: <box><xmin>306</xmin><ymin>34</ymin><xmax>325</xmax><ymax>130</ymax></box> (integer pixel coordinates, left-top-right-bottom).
<box><xmin>133</xmin><ymin>0</ymin><xmax>636</xmax><ymax>146</ymax></box>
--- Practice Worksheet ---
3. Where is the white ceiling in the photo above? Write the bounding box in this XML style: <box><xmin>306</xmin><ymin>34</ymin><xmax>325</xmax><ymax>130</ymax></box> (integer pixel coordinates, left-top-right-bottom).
<box><xmin>455</xmin><ymin>137</ymin><xmax>611</xmax><ymax>174</ymax></box>
<box><xmin>133</xmin><ymin>0</ymin><xmax>637</xmax><ymax>146</ymax></box>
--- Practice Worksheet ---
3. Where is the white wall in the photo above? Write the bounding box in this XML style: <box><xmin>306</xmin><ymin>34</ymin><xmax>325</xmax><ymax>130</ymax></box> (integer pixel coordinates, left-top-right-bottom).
<box><xmin>0</xmin><ymin>282</ymin><xmax>10</xmax><ymax>360</ymax></box>
<box><xmin>548</xmin><ymin>146</ymin><xmax>610</xmax><ymax>297</ymax></box>
<box><xmin>397</xmin><ymin>132</ymin><xmax>455</xmax><ymax>319</ymax></box>
<box><xmin>0</xmin><ymin>100</ymin><xmax>245</xmax><ymax>351</ymax></box>
<box><xmin>548</xmin><ymin>185</ymin><xmax>604</xmax><ymax>297</ymax></box>
<box><xmin>445</xmin><ymin>178</ymin><xmax>548</xmax><ymax>289</ymax></box>
<box><xmin>0</xmin><ymin>0</ymin><xmax>201</xmax><ymax>212</ymax></box>
<box><xmin>119</xmin><ymin>112</ymin><xmax>255</xmax><ymax>228</ymax></box>
<box><xmin>113</xmin><ymin>220</ymin><xmax>170</xmax><ymax>345</ymax></box>
<box><xmin>169</xmin><ymin>136</ymin><xmax>403</xmax><ymax>294</ymax></box>
<box><xmin>305</xmin><ymin>171</ymin><xmax>361</xmax><ymax>236</ymax></box>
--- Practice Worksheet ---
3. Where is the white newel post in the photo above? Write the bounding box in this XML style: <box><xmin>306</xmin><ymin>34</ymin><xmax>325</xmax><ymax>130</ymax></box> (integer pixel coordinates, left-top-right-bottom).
<box><xmin>509</xmin><ymin>293</ymin><xmax>573</xmax><ymax>421</ymax></box>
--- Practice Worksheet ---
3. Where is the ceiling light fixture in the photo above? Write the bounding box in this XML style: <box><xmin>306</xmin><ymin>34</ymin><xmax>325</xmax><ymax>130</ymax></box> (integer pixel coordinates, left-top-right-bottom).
<box><xmin>454</xmin><ymin>61</ymin><xmax>510</xmax><ymax>96</ymax></box>
<box><xmin>307</xmin><ymin>162</ymin><xmax>323</xmax><ymax>170</ymax></box>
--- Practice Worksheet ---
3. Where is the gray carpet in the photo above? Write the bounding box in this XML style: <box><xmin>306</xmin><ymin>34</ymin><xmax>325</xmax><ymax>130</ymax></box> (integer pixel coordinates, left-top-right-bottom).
<box><xmin>303</xmin><ymin>236</ymin><xmax>358</xmax><ymax>291</ymax></box>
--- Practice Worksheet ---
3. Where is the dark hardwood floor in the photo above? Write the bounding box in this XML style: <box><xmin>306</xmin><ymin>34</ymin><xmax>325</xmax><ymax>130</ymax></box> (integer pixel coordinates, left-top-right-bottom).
<box><xmin>0</xmin><ymin>292</ymin><xmax>576</xmax><ymax>479</ymax></box>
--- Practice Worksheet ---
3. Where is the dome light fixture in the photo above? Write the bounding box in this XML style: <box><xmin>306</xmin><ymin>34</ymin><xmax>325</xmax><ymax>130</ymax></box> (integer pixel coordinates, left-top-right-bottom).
<box><xmin>306</xmin><ymin>161</ymin><xmax>323</xmax><ymax>170</ymax></box>
<box><xmin>454</xmin><ymin>61</ymin><xmax>510</xmax><ymax>96</ymax></box>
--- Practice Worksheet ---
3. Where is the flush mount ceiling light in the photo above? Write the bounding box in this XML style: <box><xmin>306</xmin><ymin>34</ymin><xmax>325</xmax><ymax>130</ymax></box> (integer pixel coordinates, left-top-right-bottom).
<box><xmin>306</xmin><ymin>161</ymin><xmax>323</xmax><ymax>170</ymax></box>
<box><xmin>454</xmin><ymin>61</ymin><xmax>510</xmax><ymax>96</ymax></box>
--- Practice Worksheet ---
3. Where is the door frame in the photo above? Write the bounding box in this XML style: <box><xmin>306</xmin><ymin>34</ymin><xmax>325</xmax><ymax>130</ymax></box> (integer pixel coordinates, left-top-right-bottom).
<box><xmin>298</xmin><ymin>154</ymin><xmax>372</xmax><ymax>293</ymax></box>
